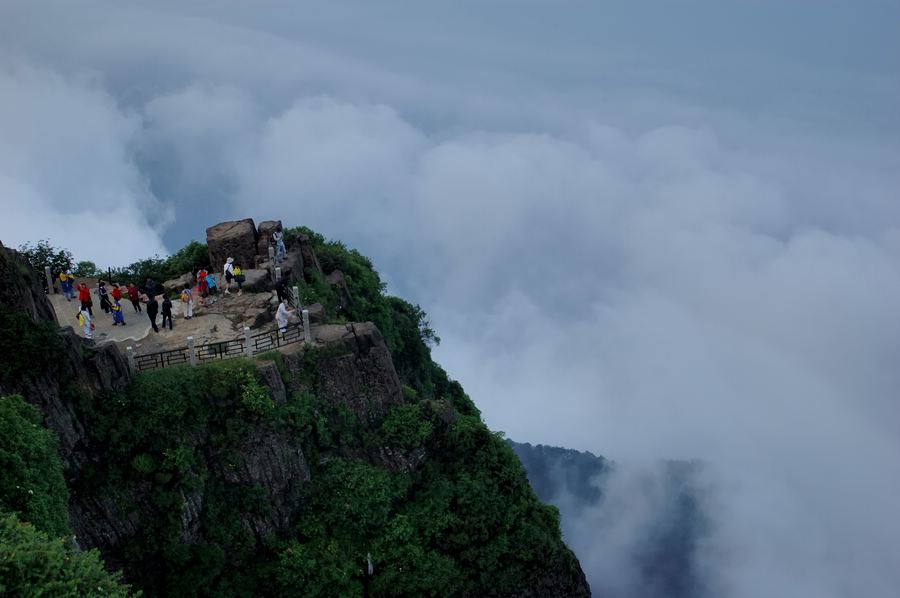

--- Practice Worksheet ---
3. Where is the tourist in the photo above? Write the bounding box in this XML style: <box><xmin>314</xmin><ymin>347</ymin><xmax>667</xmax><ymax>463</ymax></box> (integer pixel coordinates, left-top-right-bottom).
<box><xmin>59</xmin><ymin>271</ymin><xmax>75</xmax><ymax>301</ymax></box>
<box><xmin>111</xmin><ymin>282</ymin><xmax>123</xmax><ymax>303</ymax></box>
<box><xmin>181</xmin><ymin>283</ymin><xmax>194</xmax><ymax>319</ymax></box>
<box><xmin>76</xmin><ymin>307</ymin><xmax>94</xmax><ymax>340</ymax></box>
<box><xmin>161</xmin><ymin>295</ymin><xmax>173</xmax><ymax>331</ymax></box>
<box><xmin>111</xmin><ymin>298</ymin><xmax>126</xmax><ymax>326</ymax></box>
<box><xmin>98</xmin><ymin>281</ymin><xmax>112</xmax><ymax>314</ymax></box>
<box><xmin>275</xmin><ymin>298</ymin><xmax>295</xmax><ymax>334</ymax></box>
<box><xmin>273</xmin><ymin>227</ymin><xmax>286</xmax><ymax>264</ymax></box>
<box><xmin>233</xmin><ymin>264</ymin><xmax>244</xmax><ymax>296</ymax></box>
<box><xmin>77</xmin><ymin>283</ymin><xmax>93</xmax><ymax>316</ymax></box>
<box><xmin>274</xmin><ymin>276</ymin><xmax>286</xmax><ymax>304</ymax></box>
<box><xmin>146</xmin><ymin>294</ymin><xmax>160</xmax><ymax>333</ymax></box>
<box><xmin>206</xmin><ymin>272</ymin><xmax>217</xmax><ymax>296</ymax></box>
<box><xmin>127</xmin><ymin>283</ymin><xmax>142</xmax><ymax>312</ymax></box>
<box><xmin>223</xmin><ymin>257</ymin><xmax>235</xmax><ymax>295</ymax></box>
<box><xmin>196</xmin><ymin>268</ymin><xmax>209</xmax><ymax>306</ymax></box>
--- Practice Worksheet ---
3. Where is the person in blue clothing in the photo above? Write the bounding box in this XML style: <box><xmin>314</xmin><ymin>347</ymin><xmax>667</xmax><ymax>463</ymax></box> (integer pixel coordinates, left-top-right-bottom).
<box><xmin>111</xmin><ymin>298</ymin><xmax>126</xmax><ymax>325</ymax></box>
<box><xmin>273</xmin><ymin>227</ymin><xmax>286</xmax><ymax>264</ymax></box>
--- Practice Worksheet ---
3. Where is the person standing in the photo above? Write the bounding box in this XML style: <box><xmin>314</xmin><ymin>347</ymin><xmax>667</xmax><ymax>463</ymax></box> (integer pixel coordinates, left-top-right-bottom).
<box><xmin>181</xmin><ymin>283</ymin><xmax>194</xmax><ymax>319</ymax></box>
<box><xmin>275</xmin><ymin>298</ymin><xmax>295</xmax><ymax>333</ymax></box>
<box><xmin>111</xmin><ymin>283</ymin><xmax>123</xmax><ymax>303</ymax></box>
<box><xmin>98</xmin><ymin>281</ymin><xmax>112</xmax><ymax>314</ymax></box>
<box><xmin>223</xmin><ymin>257</ymin><xmax>235</xmax><ymax>295</ymax></box>
<box><xmin>273</xmin><ymin>227</ymin><xmax>286</xmax><ymax>264</ymax></box>
<box><xmin>161</xmin><ymin>295</ymin><xmax>174</xmax><ymax>331</ymax></box>
<box><xmin>146</xmin><ymin>294</ymin><xmax>160</xmax><ymax>333</ymax></box>
<box><xmin>233</xmin><ymin>264</ymin><xmax>244</xmax><ymax>296</ymax></box>
<box><xmin>78</xmin><ymin>283</ymin><xmax>93</xmax><ymax>316</ymax></box>
<box><xmin>196</xmin><ymin>268</ymin><xmax>209</xmax><ymax>306</ymax></box>
<box><xmin>111</xmin><ymin>299</ymin><xmax>126</xmax><ymax>326</ymax></box>
<box><xmin>76</xmin><ymin>307</ymin><xmax>94</xmax><ymax>339</ymax></box>
<box><xmin>206</xmin><ymin>272</ymin><xmax>217</xmax><ymax>296</ymax></box>
<box><xmin>274</xmin><ymin>276</ymin><xmax>286</xmax><ymax>304</ymax></box>
<box><xmin>127</xmin><ymin>283</ymin><xmax>142</xmax><ymax>312</ymax></box>
<box><xmin>59</xmin><ymin>271</ymin><xmax>75</xmax><ymax>301</ymax></box>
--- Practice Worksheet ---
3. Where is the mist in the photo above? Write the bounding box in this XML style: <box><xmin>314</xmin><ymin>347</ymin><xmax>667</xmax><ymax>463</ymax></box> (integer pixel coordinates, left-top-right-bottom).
<box><xmin>1</xmin><ymin>1</ymin><xmax>899</xmax><ymax>596</ymax></box>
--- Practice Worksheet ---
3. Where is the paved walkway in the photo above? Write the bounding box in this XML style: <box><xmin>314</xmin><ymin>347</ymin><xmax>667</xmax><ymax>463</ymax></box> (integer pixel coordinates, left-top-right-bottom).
<box><xmin>50</xmin><ymin>293</ymin><xmax>151</xmax><ymax>344</ymax></box>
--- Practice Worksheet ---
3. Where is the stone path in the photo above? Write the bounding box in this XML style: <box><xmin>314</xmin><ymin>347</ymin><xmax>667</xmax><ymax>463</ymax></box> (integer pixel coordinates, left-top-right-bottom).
<box><xmin>50</xmin><ymin>293</ymin><xmax>151</xmax><ymax>344</ymax></box>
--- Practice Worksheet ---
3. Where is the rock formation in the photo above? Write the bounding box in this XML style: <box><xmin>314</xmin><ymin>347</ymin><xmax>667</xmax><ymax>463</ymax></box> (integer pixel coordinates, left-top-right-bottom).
<box><xmin>205</xmin><ymin>218</ymin><xmax>258</xmax><ymax>275</ymax></box>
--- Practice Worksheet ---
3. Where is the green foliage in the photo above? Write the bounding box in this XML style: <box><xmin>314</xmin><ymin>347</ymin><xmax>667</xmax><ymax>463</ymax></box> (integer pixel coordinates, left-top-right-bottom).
<box><xmin>0</xmin><ymin>395</ymin><xmax>70</xmax><ymax>537</ymax></box>
<box><xmin>380</xmin><ymin>403</ymin><xmax>432</xmax><ymax>450</ymax></box>
<box><xmin>72</xmin><ymin>260</ymin><xmax>102</xmax><ymax>278</ymax></box>
<box><xmin>0</xmin><ymin>514</ymin><xmax>137</xmax><ymax>597</ymax></box>
<box><xmin>16</xmin><ymin>240</ymin><xmax>73</xmax><ymax>289</ymax></box>
<box><xmin>238</xmin><ymin>370</ymin><xmax>274</xmax><ymax>416</ymax></box>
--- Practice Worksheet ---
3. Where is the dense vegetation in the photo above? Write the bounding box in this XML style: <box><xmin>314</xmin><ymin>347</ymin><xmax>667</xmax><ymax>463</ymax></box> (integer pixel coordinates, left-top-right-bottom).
<box><xmin>2</xmin><ymin>229</ymin><xmax>585</xmax><ymax>596</ymax></box>
<box><xmin>0</xmin><ymin>396</ymin><xmax>135</xmax><ymax>596</ymax></box>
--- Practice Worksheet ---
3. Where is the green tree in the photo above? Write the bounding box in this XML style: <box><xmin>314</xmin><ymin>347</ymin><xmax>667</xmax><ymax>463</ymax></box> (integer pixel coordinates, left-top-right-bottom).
<box><xmin>16</xmin><ymin>240</ymin><xmax>73</xmax><ymax>290</ymax></box>
<box><xmin>0</xmin><ymin>395</ymin><xmax>70</xmax><ymax>537</ymax></box>
<box><xmin>0</xmin><ymin>514</ymin><xmax>137</xmax><ymax>597</ymax></box>
<box><xmin>72</xmin><ymin>260</ymin><xmax>102</xmax><ymax>278</ymax></box>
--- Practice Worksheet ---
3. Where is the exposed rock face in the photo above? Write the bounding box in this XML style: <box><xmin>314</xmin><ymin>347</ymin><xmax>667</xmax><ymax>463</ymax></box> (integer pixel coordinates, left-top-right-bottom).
<box><xmin>0</xmin><ymin>242</ymin><xmax>58</xmax><ymax>324</ymax></box>
<box><xmin>283</xmin><ymin>322</ymin><xmax>403</xmax><ymax>424</ymax></box>
<box><xmin>326</xmin><ymin>270</ymin><xmax>353</xmax><ymax>312</ymax></box>
<box><xmin>206</xmin><ymin>219</ymin><xmax>258</xmax><ymax>276</ymax></box>
<box><xmin>256</xmin><ymin>219</ymin><xmax>282</xmax><ymax>257</ymax></box>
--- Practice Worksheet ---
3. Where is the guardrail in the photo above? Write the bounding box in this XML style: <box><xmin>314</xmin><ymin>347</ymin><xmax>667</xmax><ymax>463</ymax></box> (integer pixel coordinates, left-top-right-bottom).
<box><xmin>127</xmin><ymin>312</ymin><xmax>312</xmax><ymax>373</ymax></box>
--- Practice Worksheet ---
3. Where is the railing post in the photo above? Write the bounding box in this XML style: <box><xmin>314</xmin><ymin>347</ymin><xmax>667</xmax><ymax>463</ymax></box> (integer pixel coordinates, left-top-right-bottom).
<box><xmin>302</xmin><ymin>309</ymin><xmax>312</xmax><ymax>345</ymax></box>
<box><xmin>293</xmin><ymin>286</ymin><xmax>300</xmax><ymax>308</ymax></box>
<box><xmin>268</xmin><ymin>246</ymin><xmax>275</xmax><ymax>260</ymax></box>
<box><xmin>187</xmin><ymin>336</ymin><xmax>197</xmax><ymax>366</ymax></box>
<box><xmin>44</xmin><ymin>266</ymin><xmax>53</xmax><ymax>294</ymax></box>
<box><xmin>126</xmin><ymin>346</ymin><xmax>135</xmax><ymax>374</ymax></box>
<box><xmin>244</xmin><ymin>326</ymin><xmax>254</xmax><ymax>357</ymax></box>
<box><xmin>275</xmin><ymin>266</ymin><xmax>282</xmax><ymax>281</ymax></box>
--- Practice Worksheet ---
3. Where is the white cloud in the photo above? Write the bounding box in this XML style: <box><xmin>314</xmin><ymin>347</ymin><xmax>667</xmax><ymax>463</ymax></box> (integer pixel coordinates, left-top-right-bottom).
<box><xmin>1</xmin><ymin>1</ymin><xmax>899</xmax><ymax>595</ymax></box>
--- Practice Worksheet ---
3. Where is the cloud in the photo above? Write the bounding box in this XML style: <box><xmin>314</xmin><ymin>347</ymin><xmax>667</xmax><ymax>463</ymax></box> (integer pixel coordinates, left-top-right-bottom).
<box><xmin>2</xmin><ymin>1</ymin><xmax>900</xmax><ymax>596</ymax></box>
<box><xmin>0</xmin><ymin>60</ymin><xmax>168</xmax><ymax>263</ymax></box>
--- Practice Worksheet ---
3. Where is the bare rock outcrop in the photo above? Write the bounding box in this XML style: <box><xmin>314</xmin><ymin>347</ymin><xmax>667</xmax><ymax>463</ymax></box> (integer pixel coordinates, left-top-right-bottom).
<box><xmin>206</xmin><ymin>219</ymin><xmax>258</xmax><ymax>275</ymax></box>
<box><xmin>256</xmin><ymin>219</ymin><xmax>282</xmax><ymax>257</ymax></box>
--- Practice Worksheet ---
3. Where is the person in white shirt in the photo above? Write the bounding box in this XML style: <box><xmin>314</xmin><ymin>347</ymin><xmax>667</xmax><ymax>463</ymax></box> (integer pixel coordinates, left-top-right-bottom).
<box><xmin>275</xmin><ymin>298</ymin><xmax>295</xmax><ymax>333</ymax></box>
<box><xmin>223</xmin><ymin>257</ymin><xmax>235</xmax><ymax>295</ymax></box>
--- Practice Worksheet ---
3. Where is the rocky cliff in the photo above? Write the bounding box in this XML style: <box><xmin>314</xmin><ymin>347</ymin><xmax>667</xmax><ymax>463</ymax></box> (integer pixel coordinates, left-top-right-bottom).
<box><xmin>0</xmin><ymin>242</ymin><xmax>591</xmax><ymax>597</ymax></box>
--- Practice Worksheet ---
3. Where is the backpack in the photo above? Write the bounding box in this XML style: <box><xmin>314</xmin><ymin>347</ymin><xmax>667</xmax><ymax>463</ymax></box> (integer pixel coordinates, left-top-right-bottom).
<box><xmin>233</xmin><ymin>266</ymin><xmax>242</xmax><ymax>276</ymax></box>
<box><xmin>180</xmin><ymin>290</ymin><xmax>190</xmax><ymax>303</ymax></box>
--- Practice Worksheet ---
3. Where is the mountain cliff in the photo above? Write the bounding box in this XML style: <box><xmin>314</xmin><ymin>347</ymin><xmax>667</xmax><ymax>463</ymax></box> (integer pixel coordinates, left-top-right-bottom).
<box><xmin>0</xmin><ymin>235</ymin><xmax>590</xmax><ymax>597</ymax></box>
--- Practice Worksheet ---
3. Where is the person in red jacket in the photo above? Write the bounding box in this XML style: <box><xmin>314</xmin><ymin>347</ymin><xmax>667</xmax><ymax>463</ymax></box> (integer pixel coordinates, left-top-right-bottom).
<box><xmin>126</xmin><ymin>283</ymin><xmax>142</xmax><ymax>313</ymax></box>
<box><xmin>111</xmin><ymin>282</ymin><xmax>123</xmax><ymax>302</ymax></box>
<box><xmin>77</xmin><ymin>283</ymin><xmax>93</xmax><ymax>316</ymax></box>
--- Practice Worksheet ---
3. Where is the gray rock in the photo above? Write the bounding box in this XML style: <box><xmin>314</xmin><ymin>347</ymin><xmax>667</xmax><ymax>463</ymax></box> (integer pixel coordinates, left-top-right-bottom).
<box><xmin>162</xmin><ymin>272</ymin><xmax>194</xmax><ymax>294</ymax></box>
<box><xmin>206</xmin><ymin>219</ymin><xmax>258</xmax><ymax>277</ymax></box>
<box><xmin>257</xmin><ymin>219</ymin><xmax>282</xmax><ymax>257</ymax></box>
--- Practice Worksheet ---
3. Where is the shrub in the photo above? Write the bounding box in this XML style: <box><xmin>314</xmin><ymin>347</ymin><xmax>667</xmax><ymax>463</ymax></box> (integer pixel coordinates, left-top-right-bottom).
<box><xmin>0</xmin><ymin>513</ymin><xmax>136</xmax><ymax>597</ymax></box>
<box><xmin>0</xmin><ymin>395</ymin><xmax>70</xmax><ymax>537</ymax></box>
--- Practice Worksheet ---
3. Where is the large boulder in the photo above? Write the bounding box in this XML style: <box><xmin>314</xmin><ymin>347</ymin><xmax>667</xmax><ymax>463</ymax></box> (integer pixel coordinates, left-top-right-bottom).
<box><xmin>257</xmin><ymin>220</ymin><xmax>282</xmax><ymax>257</ymax></box>
<box><xmin>206</xmin><ymin>219</ymin><xmax>258</xmax><ymax>276</ymax></box>
<box><xmin>162</xmin><ymin>272</ymin><xmax>194</xmax><ymax>294</ymax></box>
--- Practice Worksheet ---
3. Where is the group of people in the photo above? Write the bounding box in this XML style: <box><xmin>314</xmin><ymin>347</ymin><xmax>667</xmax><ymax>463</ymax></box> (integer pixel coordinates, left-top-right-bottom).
<box><xmin>62</xmin><ymin>225</ymin><xmax>296</xmax><ymax>341</ymax></box>
<box><xmin>72</xmin><ymin>280</ymin><xmax>132</xmax><ymax>339</ymax></box>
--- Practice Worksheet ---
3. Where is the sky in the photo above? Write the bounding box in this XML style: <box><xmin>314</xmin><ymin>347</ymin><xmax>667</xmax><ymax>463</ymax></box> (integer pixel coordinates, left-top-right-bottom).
<box><xmin>1</xmin><ymin>1</ymin><xmax>899</xmax><ymax>596</ymax></box>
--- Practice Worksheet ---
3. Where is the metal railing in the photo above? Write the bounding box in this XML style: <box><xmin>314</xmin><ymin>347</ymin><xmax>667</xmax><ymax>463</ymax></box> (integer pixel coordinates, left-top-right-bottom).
<box><xmin>128</xmin><ymin>317</ymin><xmax>311</xmax><ymax>373</ymax></box>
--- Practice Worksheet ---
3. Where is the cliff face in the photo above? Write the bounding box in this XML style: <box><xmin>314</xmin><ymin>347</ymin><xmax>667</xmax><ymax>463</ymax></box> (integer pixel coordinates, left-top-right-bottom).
<box><xmin>0</xmin><ymin>244</ymin><xmax>591</xmax><ymax>597</ymax></box>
